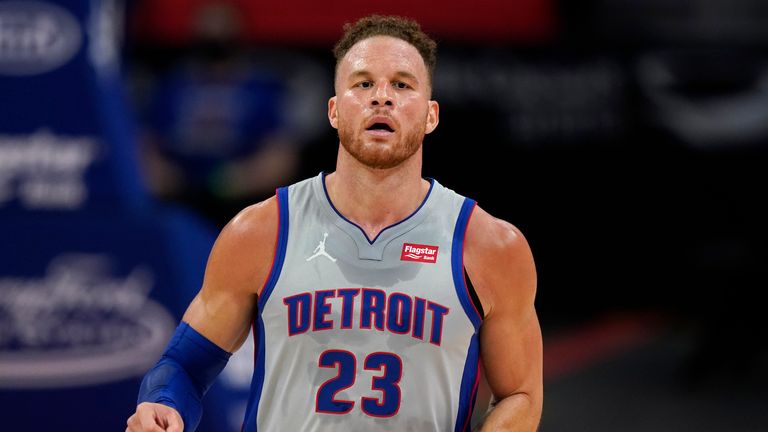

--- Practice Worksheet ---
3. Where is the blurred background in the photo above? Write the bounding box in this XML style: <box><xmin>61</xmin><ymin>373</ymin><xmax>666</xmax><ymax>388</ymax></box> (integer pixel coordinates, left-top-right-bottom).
<box><xmin>1</xmin><ymin>0</ymin><xmax>767</xmax><ymax>430</ymax></box>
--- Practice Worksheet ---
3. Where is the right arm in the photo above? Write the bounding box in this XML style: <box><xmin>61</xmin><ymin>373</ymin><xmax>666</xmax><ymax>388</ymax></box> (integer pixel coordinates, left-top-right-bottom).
<box><xmin>126</xmin><ymin>197</ymin><xmax>278</xmax><ymax>432</ymax></box>
<box><xmin>182</xmin><ymin>196</ymin><xmax>278</xmax><ymax>351</ymax></box>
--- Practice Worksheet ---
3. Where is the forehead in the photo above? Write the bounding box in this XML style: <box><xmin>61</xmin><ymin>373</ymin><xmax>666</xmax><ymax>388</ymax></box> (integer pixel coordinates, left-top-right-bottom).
<box><xmin>337</xmin><ymin>36</ymin><xmax>427</xmax><ymax>80</ymax></box>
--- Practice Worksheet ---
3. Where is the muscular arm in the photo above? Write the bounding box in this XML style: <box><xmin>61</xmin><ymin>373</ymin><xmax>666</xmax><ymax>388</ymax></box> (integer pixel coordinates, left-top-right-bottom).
<box><xmin>127</xmin><ymin>197</ymin><xmax>278</xmax><ymax>432</ymax></box>
<box><xmin>464</xmin><ymin>206</ymin><xmax>543</xmax><ymax>432</ymax></box>
<box><xmin>182</xmin><ymin>196</ymin><xmax>278</xmax><ymax>351</ymax></box>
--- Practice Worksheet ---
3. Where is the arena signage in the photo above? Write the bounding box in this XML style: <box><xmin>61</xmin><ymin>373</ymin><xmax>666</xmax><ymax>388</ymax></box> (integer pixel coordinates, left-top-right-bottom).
<box><xmin>0</xmin><ymin>253</ymin><xmax>176</xmax><ymax>388</ymax></box>
<box><xmin>0</xmin><ymin>1</ymin><xmax>82</xmax><ymax>75</ymax></box>
<box><xmin>0</xmin><ymin>130</ymin><xmax>99</xmax><ymax>210</ymax></box>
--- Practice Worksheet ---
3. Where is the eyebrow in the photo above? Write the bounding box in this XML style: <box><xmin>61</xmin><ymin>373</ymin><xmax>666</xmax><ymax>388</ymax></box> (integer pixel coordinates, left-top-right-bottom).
<box><xmin>348</xmin><ymin>70</ymin><xmax>420</xmax><ymax>83</ymax></box>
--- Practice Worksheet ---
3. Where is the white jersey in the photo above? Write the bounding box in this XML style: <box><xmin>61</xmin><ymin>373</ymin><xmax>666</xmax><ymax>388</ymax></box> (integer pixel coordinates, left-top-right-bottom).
<box><xmin>241</xmin><ymin>173</ymin><xmax>483</xmax><ymax>431</ymax></box>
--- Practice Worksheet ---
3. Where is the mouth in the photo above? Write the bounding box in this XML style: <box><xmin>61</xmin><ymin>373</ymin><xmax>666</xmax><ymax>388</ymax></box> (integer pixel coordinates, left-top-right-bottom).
<box><xmin>365</xmin><ymin>117</ymin><xmax>396</xmax><ymax>135</ymax></box>
<box><xmin>367</xmin><ymin>123</ymin><xmax>395</xmax><ymax>132</ymax></box>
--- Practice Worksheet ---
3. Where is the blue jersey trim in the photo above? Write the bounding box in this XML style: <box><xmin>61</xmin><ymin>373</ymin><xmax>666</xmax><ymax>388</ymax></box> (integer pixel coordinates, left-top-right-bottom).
<box><xmin>244</xmin><ymin>187</ymin><xmax>289</xmax><ymax>431</ymax></box>
<box><xmin>321</xmin><ymin>171</ymin><xmax>435</xmax><ymax>244</ymax></box>
<box><xmin>454</xmin><ymin>333</ymin><xmax>481</xmax><ymax>432</ymax></box>
<box><xmin>258</xmin><ymin>187</ymin><xmax>290</xmax><ymax>309</ymax></box>
<box><xmin>451</xmin><ymin>198</ymin><xmax>482</xmax><ymax>330</ymax></box>
<box><xmin>242</xmin><ymin>315</ymin><xmax>266</xmax><ymax>431</ymax></box>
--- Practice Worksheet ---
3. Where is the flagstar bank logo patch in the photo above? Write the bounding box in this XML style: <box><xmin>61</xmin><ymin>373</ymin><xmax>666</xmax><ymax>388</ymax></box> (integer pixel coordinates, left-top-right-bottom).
<box><xmin>400</xmin><ymin>243</ymin><xmax>439</xmax><ymax>263</ymax></box>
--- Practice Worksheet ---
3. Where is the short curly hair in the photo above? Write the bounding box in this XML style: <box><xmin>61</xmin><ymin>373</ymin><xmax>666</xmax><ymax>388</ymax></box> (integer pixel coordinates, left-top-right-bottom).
<box><xmin>333</xmin><ymin>15</ymin><xmax>437</xmax><ymax>86</ymax></box>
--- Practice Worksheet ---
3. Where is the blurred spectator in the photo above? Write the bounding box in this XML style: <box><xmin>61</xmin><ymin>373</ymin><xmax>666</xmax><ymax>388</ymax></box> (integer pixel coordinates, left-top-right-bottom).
<box><xmin>139</xmin><ymin>2</ymin><xmax>300</xmax><ymax>227</ymax></box>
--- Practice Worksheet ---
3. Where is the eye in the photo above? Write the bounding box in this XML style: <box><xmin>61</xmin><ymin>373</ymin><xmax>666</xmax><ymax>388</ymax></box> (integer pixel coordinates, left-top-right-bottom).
<box><xmin>358</xmin><ymin>81</ymin><xmax>373</xmax><ymax>89</ymax></box>
<box><xmin>393</xmin><ymin>81</ymin><xmax>410</xmax><ymax>89</ymax></box>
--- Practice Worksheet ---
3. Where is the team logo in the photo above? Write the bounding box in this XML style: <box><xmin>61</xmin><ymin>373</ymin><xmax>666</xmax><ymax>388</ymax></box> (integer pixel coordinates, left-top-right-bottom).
<box><xmin>400</xmin><ymin>243</ymin><xmax>439</xmax><ymax>263</ymax></box>
<box><xmin>306</xmin><ymin>232</ymin><xmax>336</xmax><ymax>263</ymax></box>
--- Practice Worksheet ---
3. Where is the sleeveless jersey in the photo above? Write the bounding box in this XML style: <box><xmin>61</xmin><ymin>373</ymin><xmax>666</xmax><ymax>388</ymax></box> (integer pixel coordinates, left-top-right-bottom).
<box><xmin>242</xmin><ymin>173</ymin><xmax>483</xmax><ymax>431</ymax></box>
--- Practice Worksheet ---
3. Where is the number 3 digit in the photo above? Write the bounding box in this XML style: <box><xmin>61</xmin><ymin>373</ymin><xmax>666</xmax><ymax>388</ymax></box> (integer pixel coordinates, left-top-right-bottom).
<box><xmin>362</xmin><ymin>352</ymin><xmax>402</xmax><ymax>417</ymax></box>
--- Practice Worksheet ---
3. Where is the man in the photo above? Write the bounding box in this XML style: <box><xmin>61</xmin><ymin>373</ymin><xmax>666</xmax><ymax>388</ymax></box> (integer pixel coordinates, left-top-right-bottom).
<box><xmin>127</xmin><ymin>15</ymin><xmax>542</xmax><ymax>432</ymax></box>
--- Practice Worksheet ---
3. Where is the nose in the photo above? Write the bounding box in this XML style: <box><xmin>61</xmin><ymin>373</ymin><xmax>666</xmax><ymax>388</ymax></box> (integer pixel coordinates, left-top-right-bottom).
<box><xmin>370</xmin><ymin>81</ymin><xmax>394</xmax><ymax>107</ymax></box>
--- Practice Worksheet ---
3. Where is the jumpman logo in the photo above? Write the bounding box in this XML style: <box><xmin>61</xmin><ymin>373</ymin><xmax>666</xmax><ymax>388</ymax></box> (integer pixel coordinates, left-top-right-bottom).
<box><xmin>306</xmin><ymin>232</ymin><xmax>337</xmax><ymax>262</ymax></box>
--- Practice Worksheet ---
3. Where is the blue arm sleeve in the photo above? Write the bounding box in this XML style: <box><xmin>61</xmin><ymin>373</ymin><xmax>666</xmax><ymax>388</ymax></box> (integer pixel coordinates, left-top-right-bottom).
<box><xmin>138</xmin><ymin>322</ymin><xmax>232</xmax><ymax>431</ymax></box>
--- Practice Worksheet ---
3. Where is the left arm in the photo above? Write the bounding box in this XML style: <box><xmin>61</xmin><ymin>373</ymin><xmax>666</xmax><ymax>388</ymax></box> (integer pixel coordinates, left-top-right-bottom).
<box><xmin>464</xmin><ymin>206</ymin><xmax>543</xmax><ymax>431</ymax></box>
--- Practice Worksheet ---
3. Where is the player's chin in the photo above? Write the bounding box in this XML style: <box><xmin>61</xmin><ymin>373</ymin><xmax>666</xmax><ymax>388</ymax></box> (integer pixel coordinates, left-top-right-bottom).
<box><xmin>363</xmin><ymin>150</ymin><xmax>413</xmax><ymax>170</ymax></box>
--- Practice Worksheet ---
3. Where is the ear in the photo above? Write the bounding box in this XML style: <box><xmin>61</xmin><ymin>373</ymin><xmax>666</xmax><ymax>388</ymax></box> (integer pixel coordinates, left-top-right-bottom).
<box><xmin>328</xmin><ymin>96</ymin><xmax>338</xmax><ymax>129</ymax></box>
<box><xmin>425</xmin><ymin>100</ymin><xmax>439</xmax><ymax>135</ymax></box>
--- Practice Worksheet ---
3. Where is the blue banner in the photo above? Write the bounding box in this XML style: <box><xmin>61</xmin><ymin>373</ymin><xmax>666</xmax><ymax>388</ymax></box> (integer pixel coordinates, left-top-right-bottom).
<box><xmin>0</xmin><ymin>0</ymin><xmax>147</xmax><ymax>211</ymax></box>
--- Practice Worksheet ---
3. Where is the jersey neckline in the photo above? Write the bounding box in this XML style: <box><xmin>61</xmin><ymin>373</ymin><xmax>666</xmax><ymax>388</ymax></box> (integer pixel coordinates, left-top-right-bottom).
<box><xmin>312</xmin><ymin>172</ymin><xmax>438</xmax><ymax>260</ymax></box>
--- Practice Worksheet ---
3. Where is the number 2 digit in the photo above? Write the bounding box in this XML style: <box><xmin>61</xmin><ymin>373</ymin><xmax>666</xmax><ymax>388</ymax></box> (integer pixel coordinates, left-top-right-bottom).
<box><xmin>316</xmin><ymin>350</ymin><xmax>356</xmax><ymax>414</ymax></box>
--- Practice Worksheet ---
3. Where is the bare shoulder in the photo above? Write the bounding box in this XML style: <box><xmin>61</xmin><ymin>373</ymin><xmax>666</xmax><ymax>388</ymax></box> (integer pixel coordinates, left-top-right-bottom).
<box><xmin>221</xmin><ymin>196</ymin><xmax>279</xmax><ymax>246</ymax></box>
<box><xmin>180</xmin><ymin>196</ymin><xmax>280</xmax><ymax>351</ymax></box>
<box><xmin>465</xmin><ymin>205</ymin><xmax>530</xmax><ymax>258</ymax></box>
<box><xmin>463</xmin><ymin>205</ymin><xmax>537</xmax><ymax>318</ymax></box>
<box><xmin>203</xmin><ymin>195</ymin><xmax>280</xmax><ymax>297</ymax></box>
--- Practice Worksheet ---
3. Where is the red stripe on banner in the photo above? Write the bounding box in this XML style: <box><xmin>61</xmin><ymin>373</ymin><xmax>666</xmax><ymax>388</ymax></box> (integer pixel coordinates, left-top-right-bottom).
<box><xmin>132</xmin><ymin>0</ymin><xmax>556</xmax><ymax>44</ymax></box>
<box><xmin>544</xmin><ymin>312</ymin><xmax>665</xmax><ymax>381</ymax></box>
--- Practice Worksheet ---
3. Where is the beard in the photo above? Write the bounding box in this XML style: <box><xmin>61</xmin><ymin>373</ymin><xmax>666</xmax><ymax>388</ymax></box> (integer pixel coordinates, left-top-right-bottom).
<box><xmin>338</xmin><ymin>120</ymin><xmax>425</xmax><ymax>170</ymax></box>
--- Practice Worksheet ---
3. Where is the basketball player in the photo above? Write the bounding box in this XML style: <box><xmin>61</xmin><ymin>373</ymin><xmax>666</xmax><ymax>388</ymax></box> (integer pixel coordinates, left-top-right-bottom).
<box><xmin>127</xmin><ymin>15</ymin><xmax>542</xmax><ymax>432</ymax></box>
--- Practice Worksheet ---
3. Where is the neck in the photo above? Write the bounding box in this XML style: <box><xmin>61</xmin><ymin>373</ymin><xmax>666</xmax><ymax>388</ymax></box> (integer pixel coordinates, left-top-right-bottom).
<box><xmin>325</xmin><ymin>145</ymin><xmax>430</xmax><ymax>241</ymax></box>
